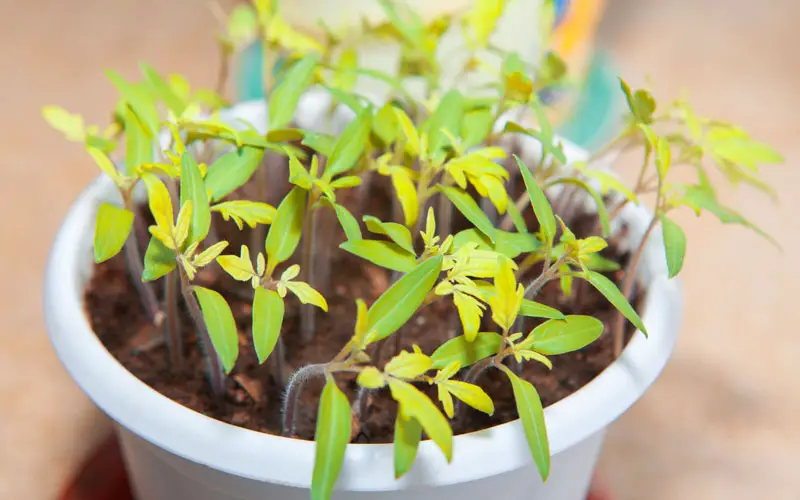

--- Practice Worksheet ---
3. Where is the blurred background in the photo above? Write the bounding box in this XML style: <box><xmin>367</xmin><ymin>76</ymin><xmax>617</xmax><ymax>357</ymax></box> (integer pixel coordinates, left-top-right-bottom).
<box><xmin>1</xmin><ymin>0</ymin><xmax>798</xmax><ymax>498</ymax></box>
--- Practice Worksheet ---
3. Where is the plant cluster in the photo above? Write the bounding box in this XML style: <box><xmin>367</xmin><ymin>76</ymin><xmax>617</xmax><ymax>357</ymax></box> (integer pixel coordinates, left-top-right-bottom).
<box><xmin>43</xmin><ymin>0</ymin><xmax>781</xmax><ymax>498</ymax></box>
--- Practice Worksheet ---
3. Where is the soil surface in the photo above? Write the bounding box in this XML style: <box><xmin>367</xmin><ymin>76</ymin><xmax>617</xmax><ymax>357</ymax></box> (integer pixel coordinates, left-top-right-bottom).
<box><xmin>85</xmin><ymin>167</ymin><xmax>640</xmax><ymax>443</ymax></box>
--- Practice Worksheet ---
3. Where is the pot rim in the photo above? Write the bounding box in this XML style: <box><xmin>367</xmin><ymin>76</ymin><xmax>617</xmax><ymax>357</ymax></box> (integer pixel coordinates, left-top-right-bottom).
<box><xmin>44</xmin><ymin>101</ymin><xmax>682</xmax><ymax>492</ymax></box>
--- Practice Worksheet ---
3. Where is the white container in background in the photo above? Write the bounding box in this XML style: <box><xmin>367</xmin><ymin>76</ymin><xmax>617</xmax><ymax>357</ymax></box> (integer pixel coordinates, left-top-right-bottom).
<box><xmin>44</xmin><ymin>99</ymin><xmax>681</xmax><ymax>500</ymax></box>
<box><xmin>277</xmin><ymin>0</ymin><xmax>548</xmax><ymax>102</ymax></box>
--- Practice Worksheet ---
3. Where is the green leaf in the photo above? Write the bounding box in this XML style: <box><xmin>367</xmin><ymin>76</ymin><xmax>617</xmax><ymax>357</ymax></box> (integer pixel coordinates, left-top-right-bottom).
<box><xmin>311</xmin><ymin>377</ymin><xmax>351</xmax><ymax>500</ymax></box>
<box><xmin>269</xmin><ymin>55</ymin><xmax>320</xmax><ymax>130</ymax></box>
<box><xmin>430</xmin><ymin>331</ymin><xmax>503</xmax><ymax>369</ymax></box>
<box><xmin>366</xmin><ymin>256</ymin><xmax>443</xmax><ymax>342</ymax></box>
<box><xmin>619</xmin><ymin>78</ymin><xmax>655</xmax><ymax>124</ymax></box>
<box><xmin>94</xmin><ymin>203</ymin><xmax>134</xmax><ymax>263</ymax></box>
<box><xmin>376</xmin><ymin>0</ymin><xmax>425</xmax><ymax>46</ymax></box>
<box><xmin>518</xmin><ymin>300</ymin><xmax>565</xmax><ymax>320</ymax></box>
<box><xmin>106</xmin><ymin>71</ymin><xmax>160</xmax><ymax>136</ymax></box>
<box><xmin>536</xmin><ymin>51</ymin><xmax>567</xmax><ymax>88</ymax></box>
<box><xmin>519</xmin><ymin>315</ymin><xmax>603</xmax><ymax>354</ymax></box>
<box><xmin>500</xmin><ymin>365</ymin><xmax>549</xmax><ymax>481</ymax></box>
<box><xmin>372</xmin><ymin>103</ymin><xmax>398</xmax><ymax>146</ymax></box>
<box><xmin>441</xmin><ymin>186</ymin><xmax>496</xmax><ymax>243</ymax></box>
<box><xmin>266</xmin><ymin>128</ymin><xmax>305</xmax><ymax>142</ymax></box>
<box><xmin>193</xmin><ymin>286</ymin><xmax>239</xmax><ymax>373</ymax></box>
<box><xmin>142</xmin><ymin>236</ymin><xmax>176</xmax><ymax>282</ymax></box>
<box><xmin>252</xmin><ymin>288</ymin><xmax>284</xmax><ymax>364</ymax></box>
<box><xmin>585</xmin><ymin>271</ymin><xmax>648</xmax><ymax>337</ymax></box>
<box><xmin>362</xmin><ymin>216</ymin><xmax>414</xmax><ymax>254</ymax></box>
<box><xmin>325</xmin><ymin>111</ymin><xmax>373</xmax><ymax>179</ymax></box>
<box><xmin>660</xmin><ymin>214</ymin><xmax>686</xmax><ymax>279</ymax></box>
<box><xmin>226</xmin><ymin>4</ymin><xmax>258</xmax><ymax>47</ymax></box>
<box><xmin>179</xmin><ymin>153</ymin><xmax>211</xmax><ymax>245</ymax></box>
<box><xmin>393</xmin><ymin>413</ymin><xmax>422</xmax><ymax>479</ymax></box>
<box><xmin>332</xmin><ymin>202</ymin><xmax>362</xmax><ymax>241</ymax></box>
<box><xmin>530</xmin><ymin>98</ymin><xmax>567</xmax><ymax>164</ymax></box>
<box><xmin>388</xmin><ymin>379</ymin><xmax>452</xmax><ymax>462</ymax></box>
<box><xmin>141</xmin><ymin>63</ymin><xmax>186</xmax><ymax>116</ymax></box>
<box><xmin>679</xmin><ymin>183</ymin><xmax>777</xmax><ymax>247</ymax></box>
<box><xmin>515</xmin><ymin>155</ymin><xmax>556</xmax><ymax>243</ymax></box>
<box><xmin>331</xmin><ymin>47</ymin><xmax>358</xmax><ymax>91</ymax></box>
<box><xmin>461</xmin><ymin>107</ymin><xmax>494</xmax><ymax>150</ymax></box>
<box><xmin>122</xmin><ymin>105</ymin><xmax>152</xmax><ymax>174</ymax></box>
<box><xmin>340</xmin><ymin>240</ymin><xmax>417</xmax><ymax>273</ymax></box>
<box><xmin>453</xmin><ymin>228</ymin><xmax>540</xmax><ymax>259</ymax></box>
<box><xmin>302</xmin><ymin>132</ymin><xmax>336</xmax><ymax>157</ymax></box>
<box><xmin>288</xmin><ymin>154</ymin><xmax>313</xmax><ymax>190</ymax></box>
<box><xmin>505</xmin><ymin>194</ymin><xmax>529</xmax><ymax>234</ymax></box>
<box><xmin>706</xmin><ymin>130</ymin><xmax>784</xmax><ymax>166</ymax></box>
<box><xmin>265</xmin><ymin>187</ymin><xmax>307</xmax><ymax>274</ymax></box>
<box><xmin>324</xmin><ymin>85</ymin><xmax>365</xmax><ymax>114</ymax></box>
<box><xmin>584</xmin><ymin>253</ymin><xmax>622</xmax><ymax>272</ymax></box>
<box><xmin>425</xmin><ymin>90</ymin><xmax>464</xmax><ymax>161</ymax></box>
<box><xmin>204</xmin><ymin>147</ymin><xmax>264</xmax><ymax>202</ymax></box>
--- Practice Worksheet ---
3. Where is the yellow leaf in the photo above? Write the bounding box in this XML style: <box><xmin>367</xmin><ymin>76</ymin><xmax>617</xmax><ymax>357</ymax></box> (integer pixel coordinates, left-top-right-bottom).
<box><xmin>281</xmin><ymin>264</ymin><xmax>301</xmax><ymax>282</ymax></box>
<box><xmin>579</xmin><ymin>236</ymin><xmax>608</xmax><ymax>255</ymax></box>
<box><xmin>192</xmin><ymin>241</ymin><xmax>229</xmax><ymax>267</ymax></box>
<box><xmin>489</xmin><ymin>256</ymin><xmax>522</xmax><ymax>331</ymax></box>
<box><xmin>173</xmin><ymin>201</ymin><xmax>193</xmax><ymax>248</ymax></box>
<box><xmin>256</xmin><ymin>252</ymin><xmax>266</xmax><ymax>276</ymax></box>
<box><xmin>437</xmin><ymin>384</ymin><xmax>455</xmax><ymax>418</ymax></box>
<box><xmin>87</xmin><ymin>147</ymin><xmax>122</xmax><ymax>186</ymax></box>
<box><xmin>148</xmin><ymin>225</ymin><xmax>175</xmax><ymax>250</ymax></box>
<box><xmin>285</xmin><ymin>281</ymin><xmax>328</xmax><ymax>311</ymax></box>
<box><xmin>446</xmin><ymin>162</ymin><xmax>468</xmax><ymax>189</ymax></box>
<box><xmin>424</xmin><ymin>207</ymin><xmax>436</xmax><ymax>243</ymax></box>
<box><xmin>217</xmin><ymin>245</ymin><xmax>256</xmax><ymax>281</ymax></box>
<box><xmin>266</xmin><ymin>15</ymin><xmax>324</xmax><ymax>54</ymax></box>
<box><xmin>434</xmin><ymin>360</ymin><xmax>462</xmax><ymax>382</ymax></box>
<box><xmin>391</xmin><ymin>169</ymin><xmax>419</xmax><ymax>228</ymax></box>
<box><xmin>354</xmin><ymin>298</ymin><xmax>368</xmax><ymax>346</ymax></box>
<box><xmin>141</xmin><ymin>173</ymin><xmax>174</xmax><ymax>235</ymax></box>
<box><xmin>440</xmin><ymin>380</ymin><xmax>494</xmax><ymax>416</ymax></box>
<box><xmin>211</xmin><ymin>200</ymin><xmax>276</xmax><ymax>230</ymax></box>
<box><xmin>332</xmin><ymin>48</ymin><xmax>358</xmax><ymax>91</ymax></box>
<box><xmin>43</xmin><ymin>106</ymin><xmax>85</xmax><ymax>141</ymax></box>
<box><xmin>466</xmin><ymin>0</ymin><xmax>505</xmax><ymax>48</ymax></box>
<box><xmin>482</xmin><ymin>175</ymin><xmax>508</xmax><ymax>214</ymax></box>
<box><xmin>453</xmin><ymin>291</ymin><xmax>484</xmax><ymax>342</ymax></box>
<box><xmin>357</xmin><ymin>367</ymin><xmax>386</xmax><ymax>389</ymax></box>
<box><xmin>505</xmin><ymin>71</ymin><xmax>533</xmax><ymax>102</ymax></box>
<box><xmin>182</xmin><ymin>258</ymin><xmax>198</xmax><ymax>280</ymax></box>
<box><xmin>384</xmin><ymin>350</ymin><xmax>433</xmax><ymax>379</ymax></box>
<box><xmin>393</xmin><ymin>108</ymin><xmax>420</xmax><ymax>156</ymax></box>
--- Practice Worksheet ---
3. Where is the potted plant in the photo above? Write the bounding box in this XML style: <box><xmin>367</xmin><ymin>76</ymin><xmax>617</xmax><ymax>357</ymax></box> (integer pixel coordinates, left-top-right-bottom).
<box><xmin>42</xmin><ymin>1</ymin><xmax>780</xmax><ymax>499</ymax></box>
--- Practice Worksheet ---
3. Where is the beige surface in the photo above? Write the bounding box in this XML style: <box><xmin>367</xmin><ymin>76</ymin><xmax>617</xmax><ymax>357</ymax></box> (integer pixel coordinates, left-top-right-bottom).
<box><xmin>0</xmin><ymin>0</ymin><xmax>798</xmax><ymax>498</ymax></box>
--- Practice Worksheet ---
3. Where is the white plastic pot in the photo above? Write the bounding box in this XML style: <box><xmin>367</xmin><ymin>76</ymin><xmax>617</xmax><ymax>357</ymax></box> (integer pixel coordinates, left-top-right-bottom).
<box><xmin>44</xmin><ymin>99</ymin><xmax>682</xmax><ymax>500</ymax></box>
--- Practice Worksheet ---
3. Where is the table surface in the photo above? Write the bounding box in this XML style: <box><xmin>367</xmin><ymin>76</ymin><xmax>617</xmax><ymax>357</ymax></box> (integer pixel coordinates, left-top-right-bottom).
<box><xmin>1</xmin><ymin>1</ymin><xmax>798</xmax><ymax>499</ymax></box>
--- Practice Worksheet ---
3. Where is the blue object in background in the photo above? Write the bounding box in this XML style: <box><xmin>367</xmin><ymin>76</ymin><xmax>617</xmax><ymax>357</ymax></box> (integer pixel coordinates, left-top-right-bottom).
<box><xmin>553</xmin><ymin>0</ymin><xmax>570</xmax><ymax>26</ymax></box>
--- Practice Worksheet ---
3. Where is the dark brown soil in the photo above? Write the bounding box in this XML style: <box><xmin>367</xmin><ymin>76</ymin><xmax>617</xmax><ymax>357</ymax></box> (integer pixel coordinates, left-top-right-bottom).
<box><xmin>85</xmin><ymin>167</ymin><xmax>640</xmax><ymax>443</ymax></box>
